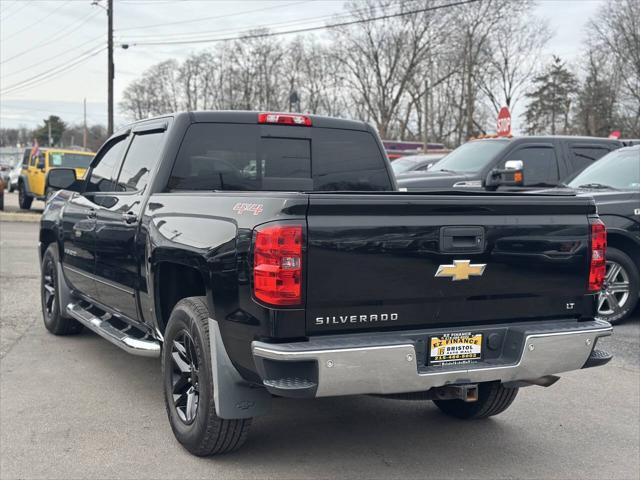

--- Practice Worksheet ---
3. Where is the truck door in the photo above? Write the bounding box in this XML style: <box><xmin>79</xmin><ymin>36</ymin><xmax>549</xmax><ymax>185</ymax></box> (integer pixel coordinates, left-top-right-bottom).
<box><xmin>93</xmin><ymin>121</ymin><xmax>167</xmax><ymax>322</ymax></box>
<box><xmin>500</xmin><ymin>142</ymin><xmax>560</xmax><ymax>187</ymax></box>
<box><xmin>61</xmin><ymin>135</ymin><xmax>129</xmax><ymax>300</ymax></box>
<box><xmin>29</xmin><ymin>151</ymin><xmax>46</xmax><ymax>197</ymax></box>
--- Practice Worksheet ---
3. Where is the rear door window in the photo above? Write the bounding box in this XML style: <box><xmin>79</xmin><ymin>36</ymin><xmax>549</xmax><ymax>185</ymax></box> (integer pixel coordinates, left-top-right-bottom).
<box><xmin>569</xmin><ymin>145</ymin><xmax>611</xmax><ymax>172</ymax></box>
<box><xmin>115</xmin><ymin>131</ymin><xmax>166</xmax><ymax>193</ymax></box>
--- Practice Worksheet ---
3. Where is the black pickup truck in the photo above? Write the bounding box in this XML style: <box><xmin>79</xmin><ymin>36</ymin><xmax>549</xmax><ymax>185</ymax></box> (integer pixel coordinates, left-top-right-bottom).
<box><xmin>396</xmin><ymin>135</ymin><xmax>623</xmax><ymax>190</ymax></box>
<box><xmin>40</xmin><ymin>111</ymin><xmax>613</xmax><ymax>456</ymax></box>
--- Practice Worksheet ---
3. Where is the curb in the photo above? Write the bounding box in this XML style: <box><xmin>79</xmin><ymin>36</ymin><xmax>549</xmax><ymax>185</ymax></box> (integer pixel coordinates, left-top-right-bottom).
<box><xmin>0</xmin><ymin>212</ymin><xmax>41</xmax><ymax>223</ymax></box>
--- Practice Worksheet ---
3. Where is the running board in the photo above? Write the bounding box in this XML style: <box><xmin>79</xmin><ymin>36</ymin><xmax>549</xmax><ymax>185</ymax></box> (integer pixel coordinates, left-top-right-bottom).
<box><xmin>66</xmin><ymin>302</ymin><xmax>161</xmax><ymax>358</ymax></box>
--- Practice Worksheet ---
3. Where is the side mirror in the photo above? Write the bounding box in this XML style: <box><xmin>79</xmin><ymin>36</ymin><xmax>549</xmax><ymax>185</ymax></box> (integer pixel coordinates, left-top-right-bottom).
<box><xmin>46</xmin><ymin>168</ymin><xmax>82</xmax><ymax>193</ymax></box>
<box><xmin>483</xmin><ymin>160</ymin><xmax>524</xmax><ymax>190</ymax></box>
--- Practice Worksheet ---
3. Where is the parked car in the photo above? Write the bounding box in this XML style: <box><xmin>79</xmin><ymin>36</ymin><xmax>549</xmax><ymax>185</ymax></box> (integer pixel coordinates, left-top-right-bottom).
<box><xmin>0</xmin><ymin>176</ymin><xmax>5</xmax><ymax>210</ymax></box>
<box><xmin>18</xmin><ymin>148</ymin><xmax>94</xmax><ymax>209</ymax></box>
<box><xmin>391</xmin><ymin>153</ymin><xmax>446</xmax><ymax>175</ymax></box>
<box><xmin>561</xmin><ymin>145</ymin><xmax>640</xmax><ymax>324</ymax></box>
<box><xmin>8</xmin><ymin>162</ymin><xmax>22</xmax><ymax>192</ymax></box>
<box><xmin>0</xmin><ymin>161</ymin><xmax>11</xmax><ymax>187</ymax></box>
<box><xmin>397</xmin><ymin>136</ymin><xmax>623</xmax><ymax>190</ymax></box>
<box><xmin>40</xmin><ymin>111</ymin><xmax>612</xmax><ymax>456</ymax></box>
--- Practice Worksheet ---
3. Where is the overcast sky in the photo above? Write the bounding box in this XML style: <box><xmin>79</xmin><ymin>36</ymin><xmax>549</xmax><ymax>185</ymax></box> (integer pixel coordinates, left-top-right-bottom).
<box><xmin>0</xmin><ymin>0</ymin><xmax>606</xmax><ymax>132</ymax></box>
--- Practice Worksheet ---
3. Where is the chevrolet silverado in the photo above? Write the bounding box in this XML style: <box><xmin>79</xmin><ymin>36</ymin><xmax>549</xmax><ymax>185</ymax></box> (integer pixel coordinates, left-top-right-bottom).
<box><xmin>40</xmin><ymin>111</ymin><xmax>613</xmax><ymax>456</ymax></box>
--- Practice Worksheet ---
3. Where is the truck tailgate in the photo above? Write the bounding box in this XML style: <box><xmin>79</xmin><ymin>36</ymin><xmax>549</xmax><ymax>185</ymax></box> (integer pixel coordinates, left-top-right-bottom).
<box><xmin>305</xmin><ymin>193</ymin><xmax>596</xmax><ymax>334</ymax></box>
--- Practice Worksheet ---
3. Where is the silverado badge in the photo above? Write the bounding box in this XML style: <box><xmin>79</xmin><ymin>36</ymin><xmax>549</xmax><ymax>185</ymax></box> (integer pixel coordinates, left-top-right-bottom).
<box><xmin>435</xmin><ymin>260</ymin><xmax>486</xmax><ymax>281</ymax></box>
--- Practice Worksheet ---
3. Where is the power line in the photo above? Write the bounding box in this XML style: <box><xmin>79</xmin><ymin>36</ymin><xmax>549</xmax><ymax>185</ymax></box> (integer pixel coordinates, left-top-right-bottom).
<box><xmin>121</xmin><ymin>1</ymin><xmax>410</xmax><ymax>41</ymax></box>
<box><xmin>1</xmin><ymin>45</ymin><xmax>107</xmax><ymax>96</ymax></box>
<box><xmin>1</xmin><ymin>0</ymin><xmax>72</xmax><ymax>42</ymax></box>
<box><xmin>1</xmin><ymin>35</ymin><xmax>105</xmax><ymax>79</ymax></box>
<box><xmin>115</xmin><ymin>0</ymin><xmax>306</xmax><ymax>32</ymax></box>
<box><xmin>0</xmin><ymin>0</ymin><xmax>34</xmax><ymax>23</ymax></box>
<box><xmin>126</xmin><ymin>0</ymin><xmax>479</xmax><ymax>47</ymax></box>
<box><xmin>1</xmin><ymin>10</ymin><xmax>103</xmax><ymax>69</ymax></box>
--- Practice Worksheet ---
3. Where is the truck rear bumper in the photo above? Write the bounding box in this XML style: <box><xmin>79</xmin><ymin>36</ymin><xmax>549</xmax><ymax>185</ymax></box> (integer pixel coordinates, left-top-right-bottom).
<box><xmin>251</xmin><ymin>319</ymin><xmax>612</xmax><ymax>398</ymax></box>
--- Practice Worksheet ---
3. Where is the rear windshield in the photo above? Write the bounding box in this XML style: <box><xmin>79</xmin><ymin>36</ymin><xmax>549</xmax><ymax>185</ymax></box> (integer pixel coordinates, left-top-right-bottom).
<box><xmin>431</xmin><ymin>139</ymin><xmax>508</xmax><ymax>173</ymax></box>
<box><xmin>168</xmin><ymin>123</ymin><xmax>392</xmax><ymax>192</ymax></box>
<box><xmin>568</xmin><ymin>148</ymin><xmax>640</xmax><ymax>190</ymax></box>
<box><xmin>48</xmin><ymin>152</ymin><xmax>93</xmax><ymax>169</ymax></box>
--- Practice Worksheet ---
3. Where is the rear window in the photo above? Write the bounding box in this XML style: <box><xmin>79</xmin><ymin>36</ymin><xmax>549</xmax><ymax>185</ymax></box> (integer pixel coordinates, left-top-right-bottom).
<box><xmin>168</xmin><ymin>123</ymin><xmax>391</xmax><ymax>192</ymax></box>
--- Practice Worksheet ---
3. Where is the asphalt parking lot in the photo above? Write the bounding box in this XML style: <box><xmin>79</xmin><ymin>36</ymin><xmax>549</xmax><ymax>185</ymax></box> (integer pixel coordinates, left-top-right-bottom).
<box><xmin>1</xmin><ymin>217</ymin><xmax>639</xmax><ymax>480</ymax></box>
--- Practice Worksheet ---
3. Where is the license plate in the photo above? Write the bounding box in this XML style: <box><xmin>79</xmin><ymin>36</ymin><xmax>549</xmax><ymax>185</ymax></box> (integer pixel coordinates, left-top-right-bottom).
<box><xmin>429</xmin><ymin>332</ymin><xmax>483</xmax><ymax>365</ymax></box>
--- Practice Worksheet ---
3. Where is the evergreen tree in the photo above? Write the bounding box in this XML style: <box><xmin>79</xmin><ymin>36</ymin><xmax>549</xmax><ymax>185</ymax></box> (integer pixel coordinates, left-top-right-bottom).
<box><xmin>34</xmin><ymin>115</ymin><xmax>67</xmax><ymax>147</ymax></box>
<box><xmin>523</xmin><ymin>56</ymin><xmax>578</xmax><ymax>135</ymax></box>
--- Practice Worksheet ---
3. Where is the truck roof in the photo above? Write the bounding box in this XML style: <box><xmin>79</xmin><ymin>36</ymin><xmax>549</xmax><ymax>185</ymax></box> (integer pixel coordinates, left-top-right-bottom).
<box><xmin>118</xmin><ymin>111</ymin><xmax>372</xmax><ymax>135</ymax></box>
<box><xmin>472</xmin><ymin>135</ymin><xmax>622</xmax><ymax>144</ymax></box>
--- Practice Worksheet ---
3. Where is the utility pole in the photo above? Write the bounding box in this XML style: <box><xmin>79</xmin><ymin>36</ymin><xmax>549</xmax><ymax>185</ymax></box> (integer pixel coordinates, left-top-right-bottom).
<box><xmin>47</xmin><ymin>120</ymin><xmax>52</xmax><ymax>147</ymax></box>
<box><xmin>83</xmin><ymin>98</ymin><xmax>88</xmax><ymax>149</ymax></box>
<box><xmin>422</xmin><ymin>78</ymin><xmax>430</xmax><ymax>151</ymax></box>
<box><xmin>107</xmin><ymin>0</ymin><xmax>114</xmax><ymax>136</ymax></box>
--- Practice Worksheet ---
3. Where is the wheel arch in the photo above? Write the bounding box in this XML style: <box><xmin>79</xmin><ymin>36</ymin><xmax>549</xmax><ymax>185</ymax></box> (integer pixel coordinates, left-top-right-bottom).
<box><xmin>607</xmin><ymin>230</ymin><xmax>640</xmax><ymax>271</ymax></box>
<box><xmin>39</xmin><ymin>228</ymin><xmax>58</xmax><ymax>261</ymax></box>
<box><xmin>153</xmin><ymin>260</ymin><xmax>211</xmax><ymax>335</ymax></box>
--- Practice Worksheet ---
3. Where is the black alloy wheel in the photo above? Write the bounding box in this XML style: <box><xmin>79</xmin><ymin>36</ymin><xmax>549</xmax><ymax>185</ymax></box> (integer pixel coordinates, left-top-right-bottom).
<box><xmin>170</xmin><ymin>331</ymin><xmax>200</xmax><ymax>425</ymax></box>
<box><xmin>41</xmin><ymin>253</ymin><xmax>57</xmax><ymax>322</ymax></box>
<box><xmin>596</xmin><ymin>247</ymin><xmax>639</xmax><ymax>324</ymax></box>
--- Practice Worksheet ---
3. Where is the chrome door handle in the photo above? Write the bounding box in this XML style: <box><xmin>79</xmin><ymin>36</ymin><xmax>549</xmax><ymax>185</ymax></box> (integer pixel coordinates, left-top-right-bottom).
<box><xmin>122</xmin><ymin>212</ymin><xmax>137</xmax><ymax>224</ymax></box>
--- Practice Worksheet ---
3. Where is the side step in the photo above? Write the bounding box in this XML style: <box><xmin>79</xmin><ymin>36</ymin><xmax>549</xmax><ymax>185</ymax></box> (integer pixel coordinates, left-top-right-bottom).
<box><xmin>66</xmin><ymin>302</ymin><xmax>161</xmax><ymax>358</ymax></box>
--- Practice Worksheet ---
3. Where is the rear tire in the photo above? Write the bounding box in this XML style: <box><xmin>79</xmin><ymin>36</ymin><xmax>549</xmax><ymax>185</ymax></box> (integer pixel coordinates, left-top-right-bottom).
<box><xmin>41</xmin><ymin>244</ymin><xmax>83</xmax><ymax>335</ymax></box>
<box><xmin>18</xmin><ymin>182</ymin><xmax>33</xmax><ymax>210</ymax></box>
<box><xmin>163</xmin><ymin>296</ymin><xmax>252</xmax><ymax>456</ymax></box>
<box><xmin>433</xmin><ymin>382</ymin><xmax>518</xmax><ymax>419</ymax></box>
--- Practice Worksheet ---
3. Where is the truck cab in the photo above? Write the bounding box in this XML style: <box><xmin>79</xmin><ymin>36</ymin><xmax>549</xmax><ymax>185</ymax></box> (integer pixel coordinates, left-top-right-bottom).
<box><xmin>397</xmin><ymin>136</ymin><xmax>623</xmax><ymax>190</ymax></box>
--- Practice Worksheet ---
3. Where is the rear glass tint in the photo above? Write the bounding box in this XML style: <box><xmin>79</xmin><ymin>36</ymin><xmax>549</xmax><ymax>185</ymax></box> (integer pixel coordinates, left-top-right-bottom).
<box><xmin>168</xmin><ymin>123</ymin><xmax>390</xmax><ymax>192</ymax></box>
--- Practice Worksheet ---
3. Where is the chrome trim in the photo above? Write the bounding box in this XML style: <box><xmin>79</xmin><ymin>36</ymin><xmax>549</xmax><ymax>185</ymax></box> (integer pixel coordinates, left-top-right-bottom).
<box><xmin>63</xmin><ymin>265</ymin><xmax>135</xmax><ymax>296</ymax></box>
<box><xmin>66</xmin><ymin>302</ymin><xmax>160</xmax><ymax>357</ymax></box>
<box><xmin>93</xmin><ymin>275</ymin><xmax>135</xmax><ymax>295</ymax></box>
<box><xmin>252</xmin><ymin>321</ymin><xmax>612</xmax><ymax>397</ymax></box>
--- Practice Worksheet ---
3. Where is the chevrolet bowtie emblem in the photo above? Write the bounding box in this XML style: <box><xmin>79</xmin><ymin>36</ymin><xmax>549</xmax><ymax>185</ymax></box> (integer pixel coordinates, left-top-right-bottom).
<box><xmin>435</xmin><ymin>260</ymin><xmax>486</xmax><ymax>281</ymax></box>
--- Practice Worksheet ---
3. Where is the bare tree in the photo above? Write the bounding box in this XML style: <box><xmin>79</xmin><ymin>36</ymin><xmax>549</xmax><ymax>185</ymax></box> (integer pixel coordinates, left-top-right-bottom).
<box><xmin>586</xmin><ymin>0</ymin><xmax>640</xmax><ymax>136</ymax></box>
<box><xmin>478</xmin><ymin>2</ymin><xmax>551</xmax><ymax>116</ymax></box>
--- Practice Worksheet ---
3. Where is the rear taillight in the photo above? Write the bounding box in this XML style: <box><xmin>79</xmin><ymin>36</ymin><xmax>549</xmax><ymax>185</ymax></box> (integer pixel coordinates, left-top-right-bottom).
<box><xmin>253</xmin><ymin>224</ymin><xmax>303</xmax><ymax>305</ymax></box>
<box><xmin>258</xmin><ymin>112</ymin><xmax>312</xmax><ymax>126</ymax></box>
<box><xmin>588</xmin><ymin>218</ymin><xmax>607</xmax><ymax>292</ymax></box>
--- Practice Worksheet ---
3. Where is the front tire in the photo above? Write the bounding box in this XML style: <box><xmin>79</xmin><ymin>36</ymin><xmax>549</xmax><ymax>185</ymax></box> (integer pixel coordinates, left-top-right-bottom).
<box><xmin>18</xmin><ymin>182</ymin><xmax>33</xmax><ymax>210</ymax></box>
<box><xmin>41</xmin><ymin>244</ymin><xmax>83</xmax><ymax>335</ymax></box>
<box><xmin>596</xmin><ymin>247</ymin><xmax>639</xmax><ymax>324</ymax></box>
<box><xmin>162</xmin><ymin>296</ymin><xmax>252</xmax><ymax>456</ymax></box>
<box><xmin>433</xmin><ymin>382</ymin><xmax>518</xmax><ymax>419</ymax></box>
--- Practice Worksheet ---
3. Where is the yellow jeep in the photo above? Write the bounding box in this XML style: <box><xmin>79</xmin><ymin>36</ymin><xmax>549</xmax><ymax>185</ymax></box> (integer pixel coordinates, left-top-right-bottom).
<box><xmin>18</xmin><ymin>148</ymin><xmax>94</xmax><ymax>209</ymax></box>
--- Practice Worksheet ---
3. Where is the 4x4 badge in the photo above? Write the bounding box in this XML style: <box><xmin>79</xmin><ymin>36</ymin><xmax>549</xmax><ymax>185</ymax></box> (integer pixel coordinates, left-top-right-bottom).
<box><xmin>435</xmin><ymin>260</ymin><xmax>486</xmax><ymax>281</ymax></box>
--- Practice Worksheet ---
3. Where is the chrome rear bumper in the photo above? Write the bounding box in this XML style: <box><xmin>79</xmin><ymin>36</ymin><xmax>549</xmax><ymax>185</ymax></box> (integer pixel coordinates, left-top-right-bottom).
<box><xmin>252</xmin><ymin>319</ymin><xmax>612</xmax><ymax>397</ymax></box>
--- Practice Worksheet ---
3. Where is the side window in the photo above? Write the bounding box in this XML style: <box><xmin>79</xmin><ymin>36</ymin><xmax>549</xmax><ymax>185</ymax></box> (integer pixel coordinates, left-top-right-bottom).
<box><xmin>115</xmin><ymin>131</ymin><xmax>165</xmax><ymax>192</ymax></box>
<box><xmin>505</xmin><ymin>146</ymin><xmax>559</xmax><ymax>186</ymax></box>
<box><xmin>85</xmin><ymin>137</ymin><xmax>128</xmax><ymax>193</ymax></box>
<box><xmin>570</xmin><ymin>146</ymin><xmax>610</xmax><ymax>172</ymax></box>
